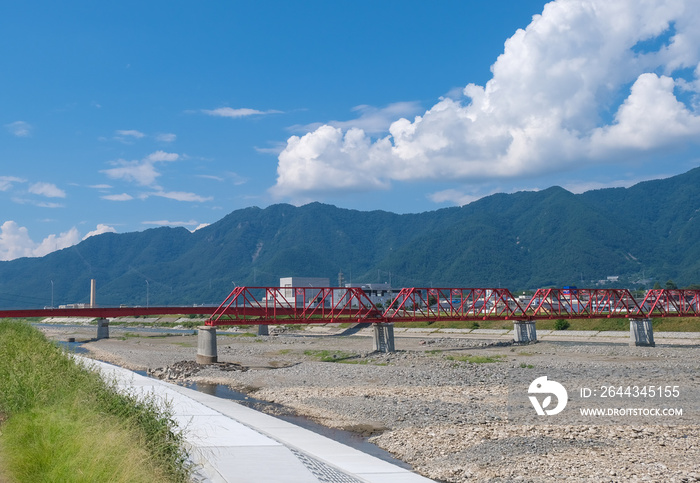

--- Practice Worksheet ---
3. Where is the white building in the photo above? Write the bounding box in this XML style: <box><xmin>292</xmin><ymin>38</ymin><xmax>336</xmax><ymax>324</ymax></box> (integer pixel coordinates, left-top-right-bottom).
<box><xmin>274</xmin><ymin>277</ymin><xmax>400</xmax><ymax>308</ymax></box>
<box><xmin>345</xmin><ymin>282</ymin><xmax>401</xmax><ymax>307</ymax></box>
<box><xmin>276</xmin><ymin>277</ymin><xmax>331</xmax><ymax>307</ymax></box>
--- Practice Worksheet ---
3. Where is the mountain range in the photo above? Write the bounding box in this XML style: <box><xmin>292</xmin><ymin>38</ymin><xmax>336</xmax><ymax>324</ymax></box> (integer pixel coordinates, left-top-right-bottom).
<box><xmin>1</xmin><ymin>167</ymin><xmax>699</xmax><ymax>309</ymax></box>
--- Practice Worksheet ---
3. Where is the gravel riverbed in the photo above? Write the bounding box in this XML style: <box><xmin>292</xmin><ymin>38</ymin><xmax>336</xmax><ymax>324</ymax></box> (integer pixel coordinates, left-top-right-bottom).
<box><xmin>40</xmin><ymin>324</ymin><xmax>700</xmax><ymax>482</ymax></box>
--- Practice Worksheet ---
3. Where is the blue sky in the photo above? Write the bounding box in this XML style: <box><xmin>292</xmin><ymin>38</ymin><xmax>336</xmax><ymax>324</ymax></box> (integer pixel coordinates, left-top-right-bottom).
<box><xmin>2</xmin><ymin>0</ymin><xmax>700</xmax><ymax>260</ymax></box>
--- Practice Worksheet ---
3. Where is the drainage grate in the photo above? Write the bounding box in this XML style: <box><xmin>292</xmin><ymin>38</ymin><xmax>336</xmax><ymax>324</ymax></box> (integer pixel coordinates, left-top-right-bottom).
<box><xmin>290</xmin><ymin>448</ymin><xmax>364</xmax><ymax>483</ymax></box>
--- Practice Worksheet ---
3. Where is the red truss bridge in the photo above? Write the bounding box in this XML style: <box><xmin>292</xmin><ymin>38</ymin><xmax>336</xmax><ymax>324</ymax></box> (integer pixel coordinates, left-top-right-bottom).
<box><xmin>1</xmin><ymin>287</ymin><xmax>699</xmax><ymax>325</ymax></box>
<box><xmin>205</xmin><ymin>286</ymin><xmax>700</xmax><ymax>326</ymax></box>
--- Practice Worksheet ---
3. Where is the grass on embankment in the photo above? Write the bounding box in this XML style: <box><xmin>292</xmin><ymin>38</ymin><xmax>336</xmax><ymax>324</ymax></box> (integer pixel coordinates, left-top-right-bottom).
<box><xmin>0</xmin><ymin>320</ymin><xmax>190</xmax><ymax>483</ymax></box>
<box><xmin>393</xmin><ymin>316</ymin><xmax>700</xmax><ymax>332</ymax></box>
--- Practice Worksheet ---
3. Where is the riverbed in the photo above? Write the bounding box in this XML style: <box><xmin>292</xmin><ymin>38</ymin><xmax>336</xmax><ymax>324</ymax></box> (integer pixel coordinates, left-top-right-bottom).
<box><xmin>40</xmin><ymin>323</ymin><xmax>700</xmax><ymax>482</ymax></box>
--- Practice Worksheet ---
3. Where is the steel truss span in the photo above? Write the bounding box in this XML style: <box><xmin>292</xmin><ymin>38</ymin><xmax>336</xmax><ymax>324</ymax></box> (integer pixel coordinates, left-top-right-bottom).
<box><xmin>204</xmin><ymin>286</ymin><xmax>700</xmax><ymax>326</ymax></box>
<box><xmin>1</xmin><ymin>287</ymin><xmax>698</xmax><ymax>326</ymax></box>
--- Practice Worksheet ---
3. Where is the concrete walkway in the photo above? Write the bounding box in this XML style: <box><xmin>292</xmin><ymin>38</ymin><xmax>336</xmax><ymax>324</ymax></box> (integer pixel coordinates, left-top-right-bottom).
<box><xmin>78</xmin><ymin>357</ymin><xmax>433</xmax><ymax>483</ymax></box>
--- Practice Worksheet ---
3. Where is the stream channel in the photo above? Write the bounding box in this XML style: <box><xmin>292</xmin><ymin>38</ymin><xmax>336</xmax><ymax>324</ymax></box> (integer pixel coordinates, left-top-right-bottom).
<box><xmin>52</xmin><ymin>326</ymin><xmax>412</xmax><ymax>470</ymax></box>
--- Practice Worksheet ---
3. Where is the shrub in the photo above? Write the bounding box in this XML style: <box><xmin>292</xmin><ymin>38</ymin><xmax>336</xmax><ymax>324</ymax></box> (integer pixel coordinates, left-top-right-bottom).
<box><xmin>554</xmin><ymin>319</ymin><xmax>570</xmax><ymax>330</ymax></box>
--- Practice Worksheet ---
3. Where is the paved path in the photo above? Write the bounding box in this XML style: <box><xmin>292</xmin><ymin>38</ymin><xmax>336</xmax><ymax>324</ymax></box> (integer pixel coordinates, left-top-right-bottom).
<box><xmin>79</xmin><ymin>357</ymin><xmax>433</xmax><ymax>483</ymax></box>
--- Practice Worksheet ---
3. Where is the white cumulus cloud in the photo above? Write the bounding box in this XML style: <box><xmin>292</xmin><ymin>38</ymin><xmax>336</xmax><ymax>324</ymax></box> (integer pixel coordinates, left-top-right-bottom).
<box><xmin>29</xmin><ymin>182</ymin><xmax>66</xmax><ymax>198</ymax></box>
<box><xmin>101</xmin><ymin>151</ymin><xmax>180</xmax><ymax>186</ymax></box>
<box><xmin>0</xmin><ymin>222</ymin><xmax>119</xmax><ymax>260</ymax></box>
<box><xmin>146</xmin><ymin>150</ymin><xmax>179</xmax><ymax>162</ymax></box>
<box><xmin>274</xmin><ymin>125</ymin><xmax>391</xmax><ymax>197</ymax></box>
<box><xmin>290</xmin><ymin>102</ymin><xmax>423</xmax><ymax>136</ymax></box>
<box><xmin>272</xmin><ymin>0</ymin><xmax>700</xmax><ymax>199</ymax></box>
<box><xmin>102</xmin><ymin>160</ymin><xmax>161</xmax><ymax>186</ymax></box>
<box><xmin>101</xmin><ymin>193</ymin><xmax>134</xmax><ymax>201</ymax></box>
<box><xmin>0</xmin><ymin>221</ymin><xmax>81</xmax><ymax>260</ymax></box>
<box><xmin>83</xmin><ymin>224</ymin><xmax>116</xmax><ymax>239</ymax></box>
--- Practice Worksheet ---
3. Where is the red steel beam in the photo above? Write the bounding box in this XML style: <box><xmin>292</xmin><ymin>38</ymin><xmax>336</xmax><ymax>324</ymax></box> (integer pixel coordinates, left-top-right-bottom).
<box><xmin>3</xmin><ymin>288</ymin><xmax>700</xmax><ymax>325</ymax></box>
<box><xmin>0</xmin><ymin>306</ymin><xmax>216</xmax><ymax>319</ymax></box>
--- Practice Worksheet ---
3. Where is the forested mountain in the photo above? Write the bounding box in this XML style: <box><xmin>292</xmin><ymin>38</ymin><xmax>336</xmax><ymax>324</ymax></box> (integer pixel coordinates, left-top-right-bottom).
<box><xmin>1</xmin><ymin>168</ymin><xmax>699</xmax><ymax>309</ymax></box>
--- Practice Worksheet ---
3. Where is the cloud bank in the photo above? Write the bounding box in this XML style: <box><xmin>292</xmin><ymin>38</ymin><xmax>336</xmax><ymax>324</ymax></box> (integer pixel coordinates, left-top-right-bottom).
<box><xmin>0</xmin><ymin>222</ymin><xmax>115</xmax><ymax>261</ymax></box>
<box><xmin>272</xmin><ymin>0</ymin><xmax>700</xmax><ymax>199</ymax></box>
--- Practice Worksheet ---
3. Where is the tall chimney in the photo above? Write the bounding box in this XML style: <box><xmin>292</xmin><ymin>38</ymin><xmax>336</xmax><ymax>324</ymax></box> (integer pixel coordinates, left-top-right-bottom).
<box><xmin>90</xmin><ymin>279</ymin><xmax>96</xmax><ymax>308</ymax></box>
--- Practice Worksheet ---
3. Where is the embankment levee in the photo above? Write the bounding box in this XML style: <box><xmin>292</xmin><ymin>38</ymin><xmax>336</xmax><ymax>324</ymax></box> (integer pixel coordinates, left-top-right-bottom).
<box><xmin>83</xmin><ymin>356</ymin><xmax>433</xmax><ymax>482</ymax></box>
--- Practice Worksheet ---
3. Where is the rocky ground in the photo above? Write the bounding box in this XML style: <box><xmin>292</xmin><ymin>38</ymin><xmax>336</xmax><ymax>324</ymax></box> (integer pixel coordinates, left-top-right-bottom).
<box><xmin>39</xmin><ymin>323</ymin><xmax>700</xmax><ymax>482</ymax></box>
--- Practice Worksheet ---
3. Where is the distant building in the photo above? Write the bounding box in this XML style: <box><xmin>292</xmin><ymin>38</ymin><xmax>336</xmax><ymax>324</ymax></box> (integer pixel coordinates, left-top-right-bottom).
<box><xmin>279</xmin><ymin>276</ymin><xmax>329</xmax><ymax>294</ymax></box>
<box><xmin>275</xmin><ymin>277</ymin><xmax>399</xmax><ymax>308</ymax></box>
<box><xmin>276</xmin><ymin>277</ymin><xmax>331</xmax><ymax>307</ymax></box>
<box><xmin>58</xmin><ymin>303</ymin><xmax>88</xmax><ymax>309</ymax></box>
<box><xmin>345</xmin><ymin>282</ymin><xmax>401</xmax><ymax>307</ymax></box>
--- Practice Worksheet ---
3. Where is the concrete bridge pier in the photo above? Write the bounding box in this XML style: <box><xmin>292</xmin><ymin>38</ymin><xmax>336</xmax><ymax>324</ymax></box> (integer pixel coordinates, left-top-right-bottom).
<box><xmin>630</xmin><ymin>318</ymin><xmax>655</xmax><ymax>347</ymax></box>
<box><xmin>197</xmin><ymin>326</ymin><xmax>218</xmax><ymax>364</ymax></box>
<box><xmin>373</xmin><ymin>323</ymin><xmax>395</xmax><ymax>353</ymax></box>
<box><xmin>513</xmin><ymin>321</ymin><xmax>537</xmax><ymax>344</ymax></box>
<box><xmin>257</xmin><ymin>324</ymin><xmax>269</xmax><ymax>336</ymax></box>
<box><xmin>96</xmin><ymin>318</ymin><xmax>110</xmax><ymax>340</ymax></box>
